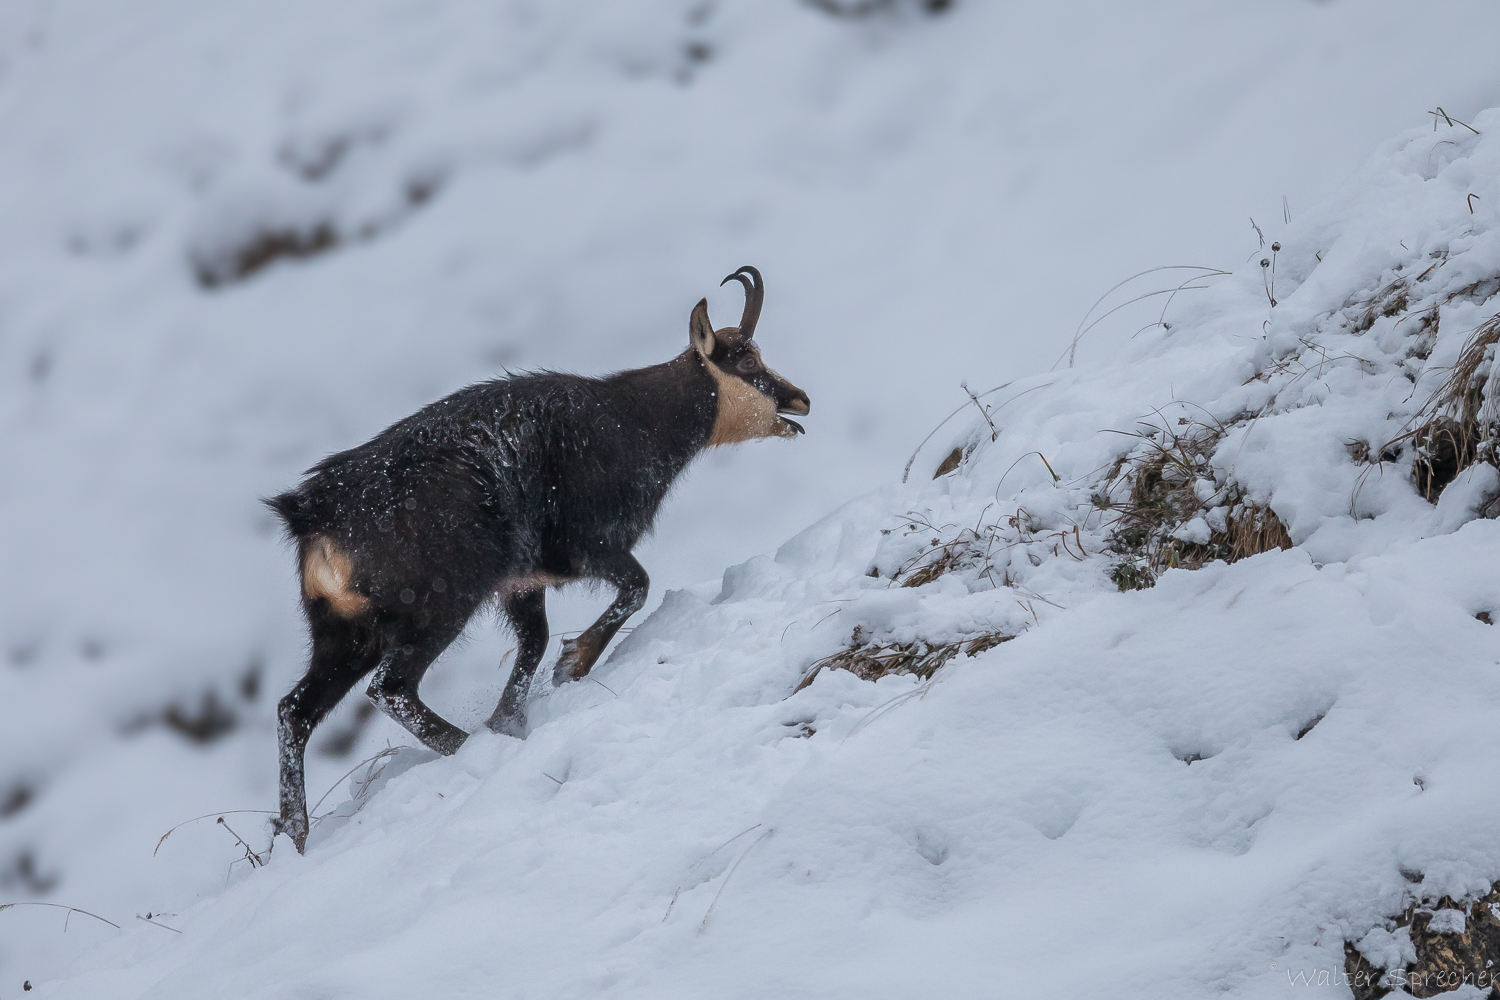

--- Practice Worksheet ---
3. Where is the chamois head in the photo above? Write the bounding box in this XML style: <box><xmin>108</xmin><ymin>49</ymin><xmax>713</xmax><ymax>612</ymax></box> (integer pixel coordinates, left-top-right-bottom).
<box><xmin>690</xmin><ymin>265</ymin><xmax>811</xmax><ymax>446</ymax></box>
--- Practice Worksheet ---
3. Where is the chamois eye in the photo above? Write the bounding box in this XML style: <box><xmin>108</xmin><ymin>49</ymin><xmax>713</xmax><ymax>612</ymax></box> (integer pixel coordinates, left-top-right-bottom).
<box><xmin>736</xmin><ymin>355</ymin><xmax>760</xmax><ymax>374</ymax></box>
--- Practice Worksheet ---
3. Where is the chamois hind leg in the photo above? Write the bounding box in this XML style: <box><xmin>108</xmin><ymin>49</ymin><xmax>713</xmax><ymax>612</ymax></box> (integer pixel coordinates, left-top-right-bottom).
<box><xmin>366</xmin><ymin>614</ymin><xmax>471</xmax><ymax>757</ymax></box>
<box><xmin>484</xmin><ymin>587</ymin><xmax>548</xmax><ymax>738</ymax></box>
<box><xmin>553</xmin><ymin>552</ymin><xmax>648</xmax><ymax>686</ymax></box>
<box><xmin>277</xmin><ymin>609</ymin><xmax>381</xmax><ymax>854</ymax></box>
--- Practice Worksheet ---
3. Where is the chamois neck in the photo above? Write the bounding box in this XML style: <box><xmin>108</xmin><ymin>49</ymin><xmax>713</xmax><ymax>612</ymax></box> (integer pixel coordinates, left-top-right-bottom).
<box><xmin>602</xmin><ymin>350</ymin><xmax>718</xmax><ymax>457</ymax></box>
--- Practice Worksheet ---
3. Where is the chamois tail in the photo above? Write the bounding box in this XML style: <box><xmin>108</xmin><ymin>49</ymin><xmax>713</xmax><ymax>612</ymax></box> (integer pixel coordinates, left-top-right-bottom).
<box><xmin>263</xmin><ymin>490</ymin><xmax>318</xmax><ymax>539</ymax></box>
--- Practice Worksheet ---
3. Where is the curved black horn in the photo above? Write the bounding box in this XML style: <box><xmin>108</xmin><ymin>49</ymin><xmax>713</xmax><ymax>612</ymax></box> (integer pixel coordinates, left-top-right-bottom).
<box><xmin>719</xmin><ymin>265</ymin><xmax>763</xmax><ymax>341</ymax></box>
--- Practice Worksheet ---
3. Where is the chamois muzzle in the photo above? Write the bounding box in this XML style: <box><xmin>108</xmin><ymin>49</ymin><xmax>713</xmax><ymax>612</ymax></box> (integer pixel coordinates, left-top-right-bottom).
<box><xmin>777</xmin><ymin>383</ymin><xmax>810</xmax><ymax>434</ymax></box>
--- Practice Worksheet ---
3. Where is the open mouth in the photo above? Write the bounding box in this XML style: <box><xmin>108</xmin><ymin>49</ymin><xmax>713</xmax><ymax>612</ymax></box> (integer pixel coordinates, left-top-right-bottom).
<box><xmin>776</xmin><ymin>395</ymin><xmax>809</xmax><ymax>435</ymax></box>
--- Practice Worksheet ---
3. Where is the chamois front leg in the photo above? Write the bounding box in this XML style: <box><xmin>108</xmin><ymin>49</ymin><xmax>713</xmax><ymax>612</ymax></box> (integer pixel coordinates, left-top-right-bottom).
<box><xmin>552</xmin><ymin>552</ymin><xmax>648</xmax><ymax>686</ymax></box>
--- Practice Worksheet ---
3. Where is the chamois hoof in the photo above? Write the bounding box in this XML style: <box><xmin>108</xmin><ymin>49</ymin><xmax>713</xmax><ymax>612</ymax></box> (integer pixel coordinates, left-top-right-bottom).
<box><xmin>272</xmin><ymin>810</ymin><xmax>308</xmax><ymax>855</ymax></box>
<box><xmin>551</xmin><ymin>657</ymin><xmax>577</xmax><ymax>687</ymax></box>
<box><xmin>485</xmin><ymin>710</ymin><xmax>527</xmax><ymax>740</ymax></box>
<box><xmin>552</xmin><ymin>636</ymin><xmax>598</xmax><ymax>686</ymax></box>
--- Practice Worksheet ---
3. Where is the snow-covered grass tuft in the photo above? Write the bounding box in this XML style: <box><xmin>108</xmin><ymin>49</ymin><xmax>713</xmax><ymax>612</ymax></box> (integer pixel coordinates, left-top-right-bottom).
<box><xmin>1099</xmin><ymin>415</ymin><xmax>1293</xmax><ymax>591</ymax></box>
<box><xmin>792</xmin><ymin>624</ymin><xmax>1012</xmax><ymax>692</ymax></box>
<box><xmin>1404</xmin><ymin>311</ymin><xmax>1500</xmax><ymax>501</ymax></box>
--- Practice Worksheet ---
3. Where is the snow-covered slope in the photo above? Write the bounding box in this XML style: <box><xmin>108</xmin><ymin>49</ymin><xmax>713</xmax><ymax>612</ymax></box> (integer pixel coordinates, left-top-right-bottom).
<box><xmin>30</xmin><ymin>96</ymin><xmax>1500</xmax><ymax>1000</ymax></box>
<box><xmin>7</xmin><ymin>0</ymin><xmax>1500</xmax><ymax>995</ymax></box>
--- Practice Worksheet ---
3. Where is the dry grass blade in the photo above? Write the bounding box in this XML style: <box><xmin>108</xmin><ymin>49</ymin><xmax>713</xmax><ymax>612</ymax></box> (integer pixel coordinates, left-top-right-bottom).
<box><xmin>698</xmin><ymin>828</ymin><xmax>773</xmax><ymax>934</ymax></box>
<box><xmin>0</xmin><ymin>901</ymin><xmax>120</xmax><ymax>930</ymax></box>
<box><xmin>154</xmin><ymin>808</ymin><xmax>276</xmax><ymax>857</ymax></box>
<box><xmin>138</xmin><ymin>914</ymin><xmax>183</xmax><ymax>933</ymax></box>
<box><xmin>1055</xmin><ymin>265</ymin><xmax>1230</xmax><ymax>370</ymax></box>
<box><xmin>663</xmin><ymin>824</ymin><xmax>765</xmax><ymax>924</ymax></box>
<box><xmin>310</xmin><ymin>745</ymin><xmax>407</xmax><ymax>821</ymax></box>
<box><xmin>900</xmin><ymin>381</ymin><xmax>1052</xmax><ymax>483</ymax></box>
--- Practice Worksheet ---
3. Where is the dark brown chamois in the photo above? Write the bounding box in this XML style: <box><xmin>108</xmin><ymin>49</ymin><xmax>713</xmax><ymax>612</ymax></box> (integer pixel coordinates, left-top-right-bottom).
<box><xmin>265</xmin><ymin>266</ymin><xmax>809</xmax><ymax>852</ymax></box>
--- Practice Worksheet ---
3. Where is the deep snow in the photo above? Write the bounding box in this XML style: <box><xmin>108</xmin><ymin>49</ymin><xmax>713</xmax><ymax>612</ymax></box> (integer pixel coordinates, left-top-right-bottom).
<box><xmin>6</xmin><ymin>1</ymin><xmax>1500</xmax><ymax>997</ymax></box>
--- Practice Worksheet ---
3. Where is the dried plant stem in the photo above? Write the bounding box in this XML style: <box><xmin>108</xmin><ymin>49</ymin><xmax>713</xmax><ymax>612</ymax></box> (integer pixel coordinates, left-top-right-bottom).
<box><xmin>0</xmin><ymin>901</ymin><xmax>120</xmax><ymax>930</ymax></box>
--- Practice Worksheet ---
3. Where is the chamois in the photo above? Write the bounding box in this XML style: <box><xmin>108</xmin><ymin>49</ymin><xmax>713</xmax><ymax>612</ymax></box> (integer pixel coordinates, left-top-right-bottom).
<box><xmin>266</xmin><ymin>266</ymin><xmax>809</xmax><ymax>852</ymax></box>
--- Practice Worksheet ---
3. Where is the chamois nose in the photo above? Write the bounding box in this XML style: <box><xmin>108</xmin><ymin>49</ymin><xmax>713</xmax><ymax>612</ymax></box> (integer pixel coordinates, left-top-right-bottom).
<box><xmin>782</xmin><ymin>392</ymin><xmax>810</xmax><ymax>416</ymax></box>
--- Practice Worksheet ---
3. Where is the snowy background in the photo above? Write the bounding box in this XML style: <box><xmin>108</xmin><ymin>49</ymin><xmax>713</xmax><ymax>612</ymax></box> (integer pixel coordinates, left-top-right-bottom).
<box><xmin>6</xmin><ymin>0</ymin><xmax>1500</xmax><ymax>996</ymax></box>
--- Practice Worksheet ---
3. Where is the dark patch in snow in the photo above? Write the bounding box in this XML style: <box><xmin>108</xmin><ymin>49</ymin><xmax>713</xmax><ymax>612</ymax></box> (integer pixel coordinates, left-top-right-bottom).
<box><xmin>192</xmin><ymin>222</ymin><xmax>339</xmax><ymax>288</ymax></box>
<box><xmin>804</xmin><ymin>0</ymin><xmax>954</xmax><ymax>18</ymax></box>
<box><xmin>0</xmin><ymin>849</ymin><xmax>58</xmax><ymax>895</ymax></box>
<box><xmin>1294</xmin><ymin>711</ymin><xmax>1325</xmax><ymax>740</ymax></box>
<box><xmin>1412</xmin><ymin>417</ymin><xmax>1476</xmax><ymax>501</ymax></box>
<box><xmin>0</xmin><ymin>783</ymin><xmax>34</xmax><ymax>820</ymax></box>
<box><xmin>162</xmin><ymin>692</ymin><xmax>238</xmax><ymax>744</ymax></box>
<box><xmin>190</xmin><ymin>169</ymin><xmax>447</xmax><ymax>289</ymax></box>
<box><xmin>277</xmin><ymin>126</ymin><xmax>389</xmax><ymax>183</ymax></box>
<box><xmin>1345</xmin><ymin>884</ymin><xmax>1500</xmax><ymax>999</ymax></box>
<box><xmin>6</xmin><ymin>641</ymin><xmax>40</xmax><ymax>668</ymax></box>
<box><xmin>239</xmin><ymin>659</ymin><xmax>262</xmax><ymax>701</ymax></box>
<box><xmin>65</xmin><ymin>225</ymin><xmax>143</xmax><ymax>259</ymax></box>
<box><xmin>932</xmin><ymin>446</ymin><xmax>963</xmax><ymax>478</ymax></box>
<box><xmin>127</xmin><ymin>684</ymin><xmax>257</xmax><ymax>745</ymax></box>
<box><xmin>316</xmin><ymin>700</ymin><xmax>377</xmax><ymax>758</ymax></box>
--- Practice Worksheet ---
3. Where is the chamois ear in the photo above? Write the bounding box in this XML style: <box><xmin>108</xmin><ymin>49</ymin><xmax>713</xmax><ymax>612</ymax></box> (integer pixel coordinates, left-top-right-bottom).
<box><xmin>689</xmin><ymin>298</ymin><xmax>716</xmax><ymax>357</ymax></box>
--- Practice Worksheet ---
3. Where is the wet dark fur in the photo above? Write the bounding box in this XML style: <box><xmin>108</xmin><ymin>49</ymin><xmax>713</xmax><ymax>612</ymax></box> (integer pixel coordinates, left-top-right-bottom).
<box><xmin>266</xmin><ymin>268</ymin><xmax>809</xmax><ymax>853</ymax></box>
<box><xmin>269</xmin><ymin>356</ymin><xmax>717</xmax><ymax>607</ymax></box>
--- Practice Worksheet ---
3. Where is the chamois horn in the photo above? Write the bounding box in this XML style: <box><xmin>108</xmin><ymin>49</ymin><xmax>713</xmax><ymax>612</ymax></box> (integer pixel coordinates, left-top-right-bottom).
<box><xmin>719</xmin><ymin>265</ymin><xmax>764</xmax><ymax>341</ymax></box>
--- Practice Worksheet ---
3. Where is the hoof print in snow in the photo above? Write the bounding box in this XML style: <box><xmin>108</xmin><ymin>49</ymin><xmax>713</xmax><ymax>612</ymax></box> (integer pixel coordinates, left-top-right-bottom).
<box><xmin>793</xmin><ymin>627</ymin><xmax>1012</xmax><ymax>693</ymax></box>
<box><xmin>1344</xmin><ymin>885</ymin><xmax>1500</xmax><ymax>999</ymax></box>
<box><xmin>1171</xmin><ymin>747</ymin><xmax>1216</xmax><ymax>765</ymax></box>
<box><xmin>913</xmin><ymin>833</ymin><xmax>948</xmax><ymax>866</ymax></box>
<box><xmin>1294</xmin><ymin>711</ymin><xmax>1326</xmax><ymax>740</ymax></box>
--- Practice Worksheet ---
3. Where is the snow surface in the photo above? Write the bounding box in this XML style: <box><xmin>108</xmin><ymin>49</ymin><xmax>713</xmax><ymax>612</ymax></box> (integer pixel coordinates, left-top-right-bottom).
<box><xmin>6</xmin><ymin>1</ymin><xmax>1500</xmax><ymax>997</ymax></box>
